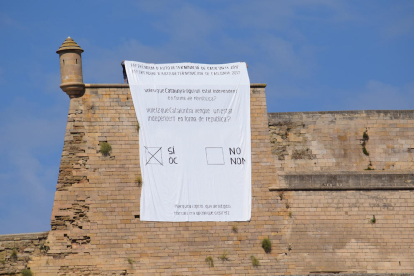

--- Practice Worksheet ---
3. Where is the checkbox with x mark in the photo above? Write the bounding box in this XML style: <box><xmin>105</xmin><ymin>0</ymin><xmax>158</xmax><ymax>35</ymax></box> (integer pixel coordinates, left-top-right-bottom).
<box><xmin>145</xmin><ymin>146</ymin><xmax>163</xmax><ymax>165</ymax></box>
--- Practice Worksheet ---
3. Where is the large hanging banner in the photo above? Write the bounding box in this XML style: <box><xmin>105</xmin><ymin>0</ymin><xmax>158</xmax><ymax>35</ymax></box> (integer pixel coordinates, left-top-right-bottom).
<box><xmin>125</xmin><ymin>61</ymin><xmax>251</xmax><ymax>221</ymax></box>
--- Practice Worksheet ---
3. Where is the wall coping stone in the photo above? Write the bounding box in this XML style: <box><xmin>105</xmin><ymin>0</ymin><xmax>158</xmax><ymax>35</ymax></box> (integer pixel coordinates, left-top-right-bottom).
<box><xmin>0</xmin><ymin>231</ymin><xmax>49</xmax><ymax>241</ymax></box>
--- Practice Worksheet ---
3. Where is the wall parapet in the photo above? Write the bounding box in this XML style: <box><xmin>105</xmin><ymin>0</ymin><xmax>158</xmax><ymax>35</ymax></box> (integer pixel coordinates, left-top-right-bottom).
<box><xmin>85</xmin><ymin>83</ymin><xmax>267</xmax><ymax>89</ymax></box>
<box><xmin>0</xmin><ymin>231</ymin><xmax>49</xmax><ymax>241</ymax></box>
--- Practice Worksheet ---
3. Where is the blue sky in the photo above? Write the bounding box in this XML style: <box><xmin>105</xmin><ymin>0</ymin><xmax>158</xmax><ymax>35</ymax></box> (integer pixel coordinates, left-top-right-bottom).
<box><xmin>0</xmin><ymin>0</ymin><xmax>413</xmax><ymax>234</ymax></box>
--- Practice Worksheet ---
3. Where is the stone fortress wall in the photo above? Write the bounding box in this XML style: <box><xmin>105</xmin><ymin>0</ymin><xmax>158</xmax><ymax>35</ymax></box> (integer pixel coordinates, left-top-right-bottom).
<box><xmin>0</xmin><ymin>38</ymin><xmax>413</xmax><ymax>275</ymax></box>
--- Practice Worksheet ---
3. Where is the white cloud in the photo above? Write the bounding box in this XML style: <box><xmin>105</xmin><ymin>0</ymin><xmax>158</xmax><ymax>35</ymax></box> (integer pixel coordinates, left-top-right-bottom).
<box><xmin>357</xmin><ymin>1</ymin><xmax>414</xmax><ymax>39</ymax></box>
<box><xmin>346</xmin><ymin>80</ymin><xmax>414</xmax><ymax>110</ymax></box>
<box><xmin>0</xmin><ymin>12</ymin><xmax>24</xmax><ymax>30</ymax></box>
<box><xmin>382</xmin><ymin>17</ymin><xmax>414</xmax><ymax>39</ymax></box>
<box><xmin>254</xmin><ymin>35</ymin><xmax>316</xmax><ymax>78</ymax></box>
<box><xmin>152</xmin><ymin>4</ymin><xmax>219</xmax><ymax>40</ymax></box>
<box><xmin>135</xmin><ymin>0</ymin><xmax>182</xmax><ymax>13</ymax></box>
<box><xmin>227</xmin><ymin>0</ymin><xmax>358</xmax><ymax>36</ymax></box>
<box><xmin>91</xmin><ymin>1</ymin><xmax>322</xmax><ymax>83</ymax></box>
<box><xmin>265</xmin><ymin>80</ymin><xmax>414</xmax><ymax>112</ymax></box>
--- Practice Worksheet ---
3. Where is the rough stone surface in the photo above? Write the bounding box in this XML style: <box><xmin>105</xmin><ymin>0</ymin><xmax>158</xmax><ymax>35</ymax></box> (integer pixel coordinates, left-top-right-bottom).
<box><xmin>0</xmin><ymin>232</ymin><xmax>48</xmax><ymax>275</ymax></box>
<box><xmin>269</xmin><ymin>110</ymin><xmax>414</xmax><ymax>173</ymax></box>
<box><xmin>2</xmin><ymin>85</ymin><xmax>413</xmax><ymax>275</ymax></box>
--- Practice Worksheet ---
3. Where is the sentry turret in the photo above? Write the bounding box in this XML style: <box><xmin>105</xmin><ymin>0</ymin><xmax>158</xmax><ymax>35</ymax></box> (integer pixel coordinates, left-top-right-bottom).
<box><xmin>56</xmin><ymin>37</ymin><xmax>85</xmax><ymax>98</ymax></box>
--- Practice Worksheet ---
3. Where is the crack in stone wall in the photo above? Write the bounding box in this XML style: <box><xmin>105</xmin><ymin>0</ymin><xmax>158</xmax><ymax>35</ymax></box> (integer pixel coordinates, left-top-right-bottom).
<box><xmin>52</xmin><ymin>202</ymin><xmax>90</xmax><ymax>231</ymax></box>
<box><xmin>63</xmin><ymin>234</ymin><xmax>91</xmax><ymax>249</ymax></box>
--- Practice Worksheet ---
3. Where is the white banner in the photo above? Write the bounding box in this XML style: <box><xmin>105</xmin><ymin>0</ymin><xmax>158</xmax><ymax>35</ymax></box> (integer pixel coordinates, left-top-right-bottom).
<box><xmin>125</xmin><ymin>61</ymin><xmax>251</xmax><ymax>221</ymax></box>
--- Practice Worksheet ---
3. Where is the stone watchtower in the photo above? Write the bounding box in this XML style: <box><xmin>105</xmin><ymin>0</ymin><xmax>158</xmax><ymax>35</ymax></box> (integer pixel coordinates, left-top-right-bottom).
<box><xmin>56</xmin><ymin>37</ymin><xmax>85</xmax><ymax>98</ymax></box>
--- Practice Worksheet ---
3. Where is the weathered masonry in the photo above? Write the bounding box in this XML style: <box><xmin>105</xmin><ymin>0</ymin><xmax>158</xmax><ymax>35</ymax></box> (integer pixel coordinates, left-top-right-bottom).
<box><xmin>1</xmin><ymin>37</ymin><xmax>413</xmax><ymax>276</ymax></box>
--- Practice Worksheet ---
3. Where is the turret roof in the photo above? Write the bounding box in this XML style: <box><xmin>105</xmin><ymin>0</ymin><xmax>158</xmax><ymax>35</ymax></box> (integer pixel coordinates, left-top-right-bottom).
<box><xmin>56</xmin><ymin>37</ymin><xmax>84</xmax><ymax>53</ymax></box>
